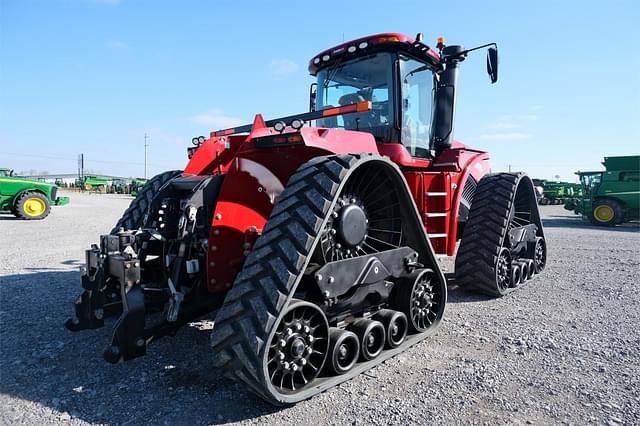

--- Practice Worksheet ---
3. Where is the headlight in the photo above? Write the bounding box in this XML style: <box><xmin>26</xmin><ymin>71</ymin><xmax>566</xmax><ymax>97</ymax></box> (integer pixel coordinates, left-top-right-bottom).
<box><xmin>273</xmin><ymin>121</ymin><xmax>286</xmax><ymax>133</ymax></box>
<box><xmin>290</xmin><ymin>119</ymin><xmax>304</xmax><ymax>130</ymax></box>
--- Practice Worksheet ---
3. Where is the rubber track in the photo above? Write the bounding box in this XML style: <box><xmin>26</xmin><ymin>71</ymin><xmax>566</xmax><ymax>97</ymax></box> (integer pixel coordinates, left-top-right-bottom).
<box><xmin>454</xmin><ymin>172</ymin><xmax>523</xmax><ymax>297</ymax></box>
<box><xmin>211</xmin><ymin>154</ymin><xmax>394</xmax><ymax>404</ymax></box>
<box><xmin>110</xmin><ymin>170</ymin><xmax>182</xmax><ymax>234</ymax></box>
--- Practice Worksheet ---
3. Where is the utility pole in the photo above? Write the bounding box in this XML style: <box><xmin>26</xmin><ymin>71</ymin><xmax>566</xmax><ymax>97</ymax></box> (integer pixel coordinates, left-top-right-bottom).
<box><xmin>144</xmin><ymin>133</ymin><xmax>149</xmax><ymax>179</ymax></box>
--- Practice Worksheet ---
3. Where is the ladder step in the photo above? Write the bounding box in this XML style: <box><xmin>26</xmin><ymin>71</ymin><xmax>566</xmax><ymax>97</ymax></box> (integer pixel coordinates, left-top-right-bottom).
<box><xmin>428</xmin><ymin>233</ymin><xmax>447</xmax><ymax>238</ymax></box>
<box><xmin>426</xmin><ymin>212</ymin><xmax>447</xmax><ymax>218</ymax></box>
<box><xmin>425</xmin><ymin>192</ymin><xmax>447</xmax><ymax>196</ymax></box>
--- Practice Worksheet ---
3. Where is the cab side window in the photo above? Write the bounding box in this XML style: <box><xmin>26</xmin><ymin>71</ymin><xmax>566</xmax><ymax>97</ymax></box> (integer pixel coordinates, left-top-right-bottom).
<box><xmin>399</xmin><ymin>55</ymin><xmax>434</xmax><ymax>158</ymax></box>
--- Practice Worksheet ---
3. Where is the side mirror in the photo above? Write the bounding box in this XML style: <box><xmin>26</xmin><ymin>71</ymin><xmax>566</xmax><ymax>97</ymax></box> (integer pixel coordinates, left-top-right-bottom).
<box><xmin>487</xmin><ymin>47</ymin><xmax>498</xmax><ymax>83</ymax></box>
<box><xmin>309</xmin><ymin>83</ymin><xmax>317</xmax><ymax>112</ymax></box>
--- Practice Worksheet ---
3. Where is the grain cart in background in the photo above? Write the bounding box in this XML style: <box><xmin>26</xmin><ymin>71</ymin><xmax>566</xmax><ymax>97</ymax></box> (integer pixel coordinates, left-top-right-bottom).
<box><xmin>65</xmin><ymin>33</ymin><xmax>546</xmax><ymax>405</ymax></box>
<box><xmin>565</xmin><ymin>155</ymin><xmax>640</xmax><ymax>225</ymax></box>
<box><xmin>82</xmin><ymin>175</ymin><xmax>109</xmax><ymax>192</ymax></box>
<box><xmin>539</xmin><ymin>181</ymin><xmax>573</xmax><ymax>205</ymax></box>
<box><xmin>0</xmin><ymin>168</ymin><xmax>69</xmax><ymax>219</ymax></box>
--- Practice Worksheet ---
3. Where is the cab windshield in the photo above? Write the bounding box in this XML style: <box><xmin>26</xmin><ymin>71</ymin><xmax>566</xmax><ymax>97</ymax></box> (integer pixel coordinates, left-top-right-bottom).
<box><xmin>315</xmin><ymin>53</ymin><xmax>394</xmax><ymax>140</ymax></box>
<box><xmin>580</xmin><ymin>172</ymin><xmax>602</xmax><ymax>195</ymax></box>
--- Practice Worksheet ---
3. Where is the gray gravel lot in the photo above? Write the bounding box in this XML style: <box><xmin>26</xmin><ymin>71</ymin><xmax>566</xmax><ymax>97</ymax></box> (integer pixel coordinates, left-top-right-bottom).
<box><xmin>1</xmin><ymin>192</ymin><xmax>639</xmax><ymax>425</ymax></box>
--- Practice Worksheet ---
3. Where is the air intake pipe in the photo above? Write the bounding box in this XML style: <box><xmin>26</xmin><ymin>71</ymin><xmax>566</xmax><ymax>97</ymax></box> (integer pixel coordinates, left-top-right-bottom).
<box><xmin>431</xmin><ymin>45</ymin><xmax>465</xmax><ymax>155</ymax></box>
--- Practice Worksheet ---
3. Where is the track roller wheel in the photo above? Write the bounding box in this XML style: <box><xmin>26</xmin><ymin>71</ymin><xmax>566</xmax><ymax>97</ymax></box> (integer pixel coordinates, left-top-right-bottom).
<box><xmin>391</xmin><ymin>269</ymin><xmax>445</xmax><ymax>334</ymax></box>
<box><xmin>325</xmin><ymin>328</ymin><xmax>360</xmax><ymax>375</ymax></box>
<box><xmin>518</xmin><ymin>261</ymin><xmax>529</xmax><ymax>283</ymax></box>
<box><xmin>533</xmin><ymin>237</ymin><xmax>547</xmax><ymax>273</ymax></box>
<box><xmin>267</xmin><ymin>300</ymin><xmax>329</xmax><ymax>393</ymax></box>
<box><xmin>525</xmin><ymin>259</ymin><xmax>535</xmax><ymax>280</ymax></box>
<box><xmin>511</xmin><ymin>263</ymin><xmax>522</xmax><ymax>287</ymax></box>
<box><xmin>373</xmin><ymin>309</ymin><xmax>408</xmax><ymax>349</ymax></box>
<box><xmin>349</xmin><ymin>319</ymin><xmax>385</xmax><ymax>361</ymax></box>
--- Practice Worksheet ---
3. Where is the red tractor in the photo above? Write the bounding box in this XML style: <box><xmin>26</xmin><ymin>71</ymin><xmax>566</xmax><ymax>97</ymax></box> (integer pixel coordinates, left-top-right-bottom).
<box><xmin>66</xmin><ymin>33</ymin><xmax>546</xmax><ymax>405</ymax></box>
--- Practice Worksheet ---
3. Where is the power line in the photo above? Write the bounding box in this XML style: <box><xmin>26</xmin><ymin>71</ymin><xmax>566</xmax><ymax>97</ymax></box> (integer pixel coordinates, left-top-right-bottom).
<box><xmin>0</xmin><ymin>151</ymin><xmax>176</xmax><ymax>167</ymax></box>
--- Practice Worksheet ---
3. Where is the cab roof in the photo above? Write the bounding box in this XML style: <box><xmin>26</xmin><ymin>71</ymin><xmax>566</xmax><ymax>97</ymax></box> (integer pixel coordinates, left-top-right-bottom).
<box><xmin>308</xmin><ymin>32</ymin><xmax>441</xmax><ymax>75</ymax></box>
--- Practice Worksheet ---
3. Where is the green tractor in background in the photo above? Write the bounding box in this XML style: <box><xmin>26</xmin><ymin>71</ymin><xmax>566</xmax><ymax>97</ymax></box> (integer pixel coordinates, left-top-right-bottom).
<box><xmin>0</xmin><ymin>168</ymin><xmax>69</xmax><ymax>220</ymax></box>
<box><xmin>129</xmin><ymin>178</ymin><xmax>147</xmax><ymax>197</ymax></box>
<box><xmin>565</xmin><ymin>155</ymin><xmax>640</xmax><ymax>226</ymax></box>
<box><xmin>109</xmin><ymin>178</ymin><xmax>128</xmax><ymax>194</ymax></box>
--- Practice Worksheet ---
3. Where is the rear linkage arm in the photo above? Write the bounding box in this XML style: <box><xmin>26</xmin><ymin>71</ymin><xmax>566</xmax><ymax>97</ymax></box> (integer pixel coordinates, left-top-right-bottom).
<box><xmin>65</xmin><ymin>232</ymin><xmax>146</xmax><ymax>362</ymax></box>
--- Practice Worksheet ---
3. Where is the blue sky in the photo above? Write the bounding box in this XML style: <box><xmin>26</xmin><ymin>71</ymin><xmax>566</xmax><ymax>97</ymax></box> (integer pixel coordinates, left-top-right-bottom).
<box><xmin>1</xmin><ymin>0</ymin><xmax>638</xmax><ymax>181</ymax></box>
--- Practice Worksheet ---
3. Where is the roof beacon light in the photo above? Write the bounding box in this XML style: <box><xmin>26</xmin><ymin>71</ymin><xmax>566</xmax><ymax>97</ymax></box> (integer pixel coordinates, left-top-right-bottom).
<box><xmin>436</xmin><ymin>37</ymin><xmax>446</xmax><ymax>49</ymax></box>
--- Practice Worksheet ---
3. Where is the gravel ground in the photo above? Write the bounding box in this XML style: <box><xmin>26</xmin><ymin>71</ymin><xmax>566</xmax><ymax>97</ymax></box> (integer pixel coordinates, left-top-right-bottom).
<box><xmin>1</xmin><ymin>192</ymin><xmax>639</xmax><ymax>425</ymax></box>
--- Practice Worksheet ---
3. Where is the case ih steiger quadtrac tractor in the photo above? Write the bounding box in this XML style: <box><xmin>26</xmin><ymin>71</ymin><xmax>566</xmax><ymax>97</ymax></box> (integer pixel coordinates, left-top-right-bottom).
<box><xmin>65</xmin><ymin>33</ymin><xmax>547</xmax><ymax>405</ymax></box>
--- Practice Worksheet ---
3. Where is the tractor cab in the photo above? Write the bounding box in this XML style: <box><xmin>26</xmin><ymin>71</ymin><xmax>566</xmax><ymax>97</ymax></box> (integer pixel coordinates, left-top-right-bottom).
<box><xmin>309</xmin><ymin>33</ymin><xmax>498</xmax><ymax>159</ymax></box>
<box><xmin>577</xmin><ymin>171</ymin><xmax>603</xmax><ymax>196</ymax></box>
<box><xmin>0</xmin><ymin>168</ymin><xmax>14</xmax><ymax>177</ymax></box>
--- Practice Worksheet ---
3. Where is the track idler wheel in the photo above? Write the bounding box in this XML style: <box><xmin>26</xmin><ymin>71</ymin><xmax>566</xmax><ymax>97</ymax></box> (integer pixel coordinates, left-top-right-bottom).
<box><xmin>266</xmin><ymin>300</ymin><xmax>329</xmax><ymax>393</ymax></box>
<box><xmin>495</xmin><ymin>248</ymin><xmax>512</xmax><ymax>293</ymax></box>
<box><xmin>325</xmin><ymin>328</ymin><xmax>360</xmax><ymax>375</ymax></box>
<box><xmin>391</xmin><ymin>268</ymin><xmax>445</xmax><ymax>334</ymax></box>
<box><xmin>373</xmin><ymin>309</ymin><xmax>408</xmax><ymax>349</ymax></box>
<box><xmin>349</xmin><ymin>319</ymin><xmax>385</xmax><ymax>361</ymax></box>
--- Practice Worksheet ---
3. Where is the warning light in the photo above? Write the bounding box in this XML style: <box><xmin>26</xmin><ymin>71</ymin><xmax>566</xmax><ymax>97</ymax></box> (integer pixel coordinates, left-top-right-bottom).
<box><xmin>436</xmin><ymin>37</ymin><xmax>445</xmax><ymax>49</ymax></box>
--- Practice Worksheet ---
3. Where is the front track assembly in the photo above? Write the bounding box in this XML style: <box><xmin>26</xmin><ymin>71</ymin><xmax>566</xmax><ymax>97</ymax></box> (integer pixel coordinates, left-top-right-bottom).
<box><xmin>210</xmin><ymin>154</ymin><xmax>447</xmax><ymax>405</ymax></box>
<box><xmin>455</xmin><ymin>172</ymin><xmax>547</xmax><ymax>297</ymax></box>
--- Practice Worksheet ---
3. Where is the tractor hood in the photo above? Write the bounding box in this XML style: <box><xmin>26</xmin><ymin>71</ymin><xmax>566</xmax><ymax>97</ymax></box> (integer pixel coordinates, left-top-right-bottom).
<box><xmin>0</xmin><ymin>175</ymin><xmax>56</xmax><ymax>190</ymax></box>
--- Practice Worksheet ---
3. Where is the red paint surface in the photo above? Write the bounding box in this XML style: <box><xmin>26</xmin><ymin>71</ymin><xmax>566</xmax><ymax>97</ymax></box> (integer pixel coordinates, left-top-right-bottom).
<box><xmin>183</xmin><ymin>113</ymin><xmax>491</xmax><ymax>291</ymax></box>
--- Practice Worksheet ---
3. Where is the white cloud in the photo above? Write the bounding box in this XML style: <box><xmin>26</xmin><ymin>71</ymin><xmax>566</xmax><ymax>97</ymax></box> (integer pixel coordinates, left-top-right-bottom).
<box><xmin>269</xmin><ymin>59</ymin><xmax>298</xmax><ymax>76</ymax></box>
<box><xmin>190</xmin><ymin>109</ymin><xmax>245</xmax><ymax>128</ymax></box>
<box><xmin>479</xmin><ymin>132</ymin><xmax>532</xmax><ymax>141</ymax></box>
<box><xmin>515</xmin><ymin>114</ymin><xmax>539</xmax><ymax>121</ymax></box>
<box><xmin>486</xmin><ymin>120</ymin><xmax>517</xmax><ymax>130</ymax></box>
<box><xmin>144</xmin><ymin>128</ymin><xmax>184</xmax><ymax>146</ymax></box>
<box><xmin>105</xmin><ymin>40</ymin><xmax>128</xmax><ymax>50</ymax></box>
<box><xmin>487</xmin><ymin>113</ymin><xmax>539</xmax><ymax>130</ymax></box>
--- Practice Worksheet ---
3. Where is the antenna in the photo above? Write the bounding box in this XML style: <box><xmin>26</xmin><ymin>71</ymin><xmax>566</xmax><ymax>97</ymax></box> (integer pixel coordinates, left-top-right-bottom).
<box><xmin>144</xmin><ymin>133</ymin><xmax>150</xmax><ymax>179</ymax></box>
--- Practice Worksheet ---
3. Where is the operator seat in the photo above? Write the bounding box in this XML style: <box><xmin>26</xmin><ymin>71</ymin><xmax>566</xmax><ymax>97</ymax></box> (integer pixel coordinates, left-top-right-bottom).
<box><xmin>338</xmin><ymin>93</ymin><xmax>375</xmax><ymax>130</ymax></box>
